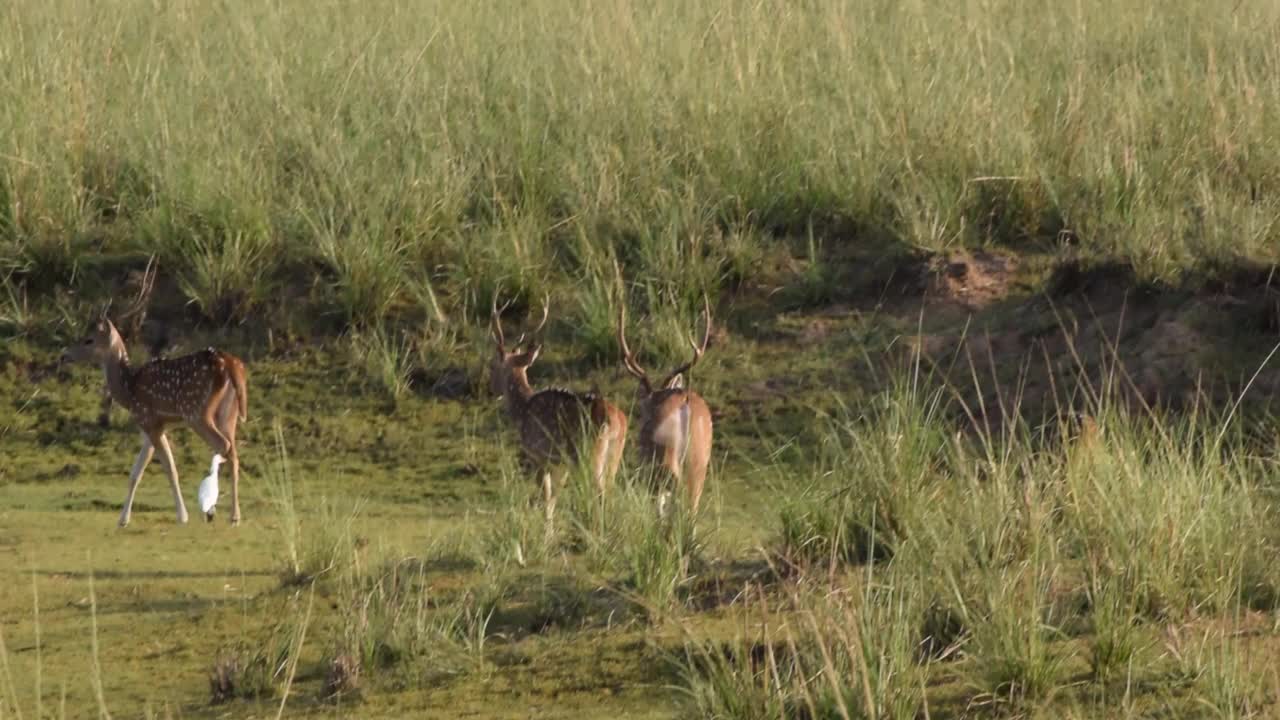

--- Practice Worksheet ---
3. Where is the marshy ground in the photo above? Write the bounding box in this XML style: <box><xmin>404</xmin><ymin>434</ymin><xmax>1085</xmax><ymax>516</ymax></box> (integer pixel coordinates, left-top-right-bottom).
<box><xmin>8</xmin><ymin>247</ymin><xmax>1280</xmax><ymax>718</ymax></box>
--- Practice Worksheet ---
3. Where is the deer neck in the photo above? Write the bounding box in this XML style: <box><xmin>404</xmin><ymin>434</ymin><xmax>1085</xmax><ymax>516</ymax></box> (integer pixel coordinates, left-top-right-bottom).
<box><xmin>101</xmin><ymin>343</ymin><xmax>134</xmax><ymax>407</ymax></box>
<box><xmin>503</xmin><ymin>370</ymin><xmax>536</xmax><ymax>420</ymax></box>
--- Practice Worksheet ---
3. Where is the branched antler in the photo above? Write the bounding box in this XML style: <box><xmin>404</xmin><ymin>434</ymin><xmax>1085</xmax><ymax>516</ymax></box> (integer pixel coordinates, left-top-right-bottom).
<box><xmin>118</xmin><ymin>255</ymin><xmax>158</xmax><ymax>340</ymax></box>
<box><xmin>491</xmin><ymin>287</ymin><xmax>550</xmax><ymax>352</ymax></box>
<box><xmin>617</xmin><ymin>302</ymin><xmax>652</xmax><ymax>392</ymax></box>
<box><xmin>660</xmin><ymin>293</ymin><xmax>711</xmax><ymax>390</ymax></box>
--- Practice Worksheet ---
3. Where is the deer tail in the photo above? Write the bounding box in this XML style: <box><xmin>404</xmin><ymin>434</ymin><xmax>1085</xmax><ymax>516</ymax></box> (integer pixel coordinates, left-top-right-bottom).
<box><xmin>224</xmin><ymin>353</ymin><xmax>249</xmax><ymax>422</ymax></box>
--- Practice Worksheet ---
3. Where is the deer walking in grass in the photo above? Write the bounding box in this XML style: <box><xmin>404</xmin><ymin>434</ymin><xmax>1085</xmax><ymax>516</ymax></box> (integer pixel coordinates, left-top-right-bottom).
<box><xmin>61</xmin><ymin>317</ymin><xmax>248</xmax><ymax>527</ymax></box>
<box><xmin>617</xmin><ymin>296</ymin><xmax>714</xmax><ymax>516</ymax></box>
<box><xmin>489</xmin><ymin>294</ymin><xmax>627</xmax><ymax>530</ymax></box>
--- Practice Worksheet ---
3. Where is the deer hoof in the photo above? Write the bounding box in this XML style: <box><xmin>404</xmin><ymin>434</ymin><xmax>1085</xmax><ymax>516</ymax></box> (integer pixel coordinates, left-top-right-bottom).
<box><xmin>118</xmin><ymin>516</ymin><xmax>131</xmax><ymax>528</ymax></box>
<box><xmin>229</xmin><ymin>515</ymin><xmax>241</xmax><ymax>527</ymax></box>
<box><xmin>204</xmin><ymin>510</ymin><xmax>215</xmax><ymax>523</ymax></box>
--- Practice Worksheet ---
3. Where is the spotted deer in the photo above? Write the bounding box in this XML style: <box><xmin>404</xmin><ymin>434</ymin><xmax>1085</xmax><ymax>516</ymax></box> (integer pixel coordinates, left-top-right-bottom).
<box><xmin>61</xmin><ymin>317</ymin><xmax>248</xmax><ymax>526</ymax></box>
<box><xmin>96</xmin><ymin>256</ymin><xmax>161</xmax><ymax>428</ymax></box>
<box><xmin>617</xmin><ymin>296</ymin><xmax>714</xmax><ymax>516</ymax></box>
<box><xmin>489</xmin><ymin>294</ymin><xmax>627</xmax><ymax>528</ymax></box>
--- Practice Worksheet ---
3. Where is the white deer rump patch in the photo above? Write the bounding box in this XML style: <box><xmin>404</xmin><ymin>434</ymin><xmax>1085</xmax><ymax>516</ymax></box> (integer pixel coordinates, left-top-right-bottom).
<box><xmin>653</xmin><ymin>402</ymin><xmax>690</xmax><ymax>464</ymax></box>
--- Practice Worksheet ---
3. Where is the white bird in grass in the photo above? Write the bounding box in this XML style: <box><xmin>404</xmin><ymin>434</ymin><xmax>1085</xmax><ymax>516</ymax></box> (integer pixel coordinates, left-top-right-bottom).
<box><xmin>198</xmin><ymin>454</ymin><xmax>225</xmax><ymax>522</ymax></box>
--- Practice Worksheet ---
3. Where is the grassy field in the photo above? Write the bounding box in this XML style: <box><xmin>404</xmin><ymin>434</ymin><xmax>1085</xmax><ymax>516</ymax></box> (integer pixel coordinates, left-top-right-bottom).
<box><xmin>6</xmin><ymin>0</ymin><xmax>1280</xmax><ymax>717</ymax></box>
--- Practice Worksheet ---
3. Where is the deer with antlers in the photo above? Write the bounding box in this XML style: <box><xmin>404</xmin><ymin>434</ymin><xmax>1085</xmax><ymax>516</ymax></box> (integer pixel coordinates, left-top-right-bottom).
<box><xmin>61</xmin><ymin>314</ymin><xmax>249</xmax><ymax>527</ymax></box>
<box><xmin>617</xmin><ymin>296</ymin><xmax>715</xmax><ymax>516</ymax></box>
<box><xmin>96</xmin><ymin>256</ymin><xmax>163</xmax><ymax>428</ymax></box>
<box><xmin>489</xmin><ymin>294</ymin><xmax>627</xmax><ymax>529</ymax></box>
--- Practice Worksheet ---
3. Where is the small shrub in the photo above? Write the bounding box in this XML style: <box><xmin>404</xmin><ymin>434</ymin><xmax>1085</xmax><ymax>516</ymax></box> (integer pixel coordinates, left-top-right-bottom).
<box><xmin>778</xmin><ymin>382</ymin><xmax>950</xmax><ymax>567</ymax></box>
<box><xmin>209</xmin><ymin>606</ymin><xmax>308</xmax><ymax>704</ymax></box>
<box><xmin>962</xmin><ymin>562</ymin><xmax>1070</xmax><ymax>705</ymax></box>
<box><xmin>1060</xmin><ymin>408</ymin><xmax>1277</xmax><ymax>619</ymax></box>
<box><xmin>904</xmin><ymin>430</ymin><xmax>1071</xmax><ymax>707</ymax></box>
<box><xmin>682</xmin><ymin>580</ymin><xmax>929</xmax><ymax>720</ymax></box>
<box><xmin>619</xmin><ymin>498</ymin><xmax>703</xmax><ymax>618</ymax></box>
<box><xmin>917</xmin><ymin>600</ymin><xmax>967</xmax><ymax>663</ymax></box>
<box><xmin>1166</xmin><ymin>627</ymin><xmax>1264</xmax><ymax>719</ymax></box>
<box><xmin>140</xmin><ymin>198</ymin><xmax>276</xmax><ymax>323</ymax></box>
<box><xmin>557</xmin><ymin>459</ymin><xmax>708</xmax><ymax>619</ymax></box>
<box><xmin>1087</xmin><ymin>576</ymin><xmax>1150</xmax><ymax>685</ymax></box>
<box><xmin>263</xmin><ymin>422</ymin><xmax>366</xmax><ymax>585</ymax></box>
<box><xmin>334</xmin><ymin>568</ymin><xmax>493</xmax><ymax>687</ymax></box>
<box><xmin>322</xmin><ymin>652</ymin><xmax>361</xmax><ymax>700</ymax></box>
<box><xmin>208</xmin><ymin>645</ymin><xmax>285</xmax><ymax>704</ymax></box>
<box><xmin>350</xmin><ymin>325</ymin><xmax>414</xmax><ymax>406</ymax></box>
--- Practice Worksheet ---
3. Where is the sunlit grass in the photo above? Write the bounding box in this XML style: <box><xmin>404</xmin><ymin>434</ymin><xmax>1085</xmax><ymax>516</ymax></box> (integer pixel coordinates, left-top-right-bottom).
<box><xmin>6</xmin><ymin>0</ymin><xmax>1280</xmax><ymax>330</ymax></box>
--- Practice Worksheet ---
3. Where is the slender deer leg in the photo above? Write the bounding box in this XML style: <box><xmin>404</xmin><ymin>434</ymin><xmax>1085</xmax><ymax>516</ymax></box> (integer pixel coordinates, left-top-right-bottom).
<box><xmin>686</xmin><ymin>461</ymin><xmax>708</xmax><ymax>514</ymax></box>
<box><xmin>216</xmin><ymin>391</ymin><xmax>242</xmax><ymax>526</ymax></box>
<box><xmin>542</xmin><ymin>470</ymin><xmax>556</xmax><ymax>537</ymax></box>
<box><xmin>658</xmin><ymin>445</ymin><xmax>682</xmax><ymax>519</ymax></box>
<box><xmin>191</xmin><ymin>414</ymin><xmax>232</xmax><ymax>457</ymax></box>
<box><xmin>590</xmin><ymin>434</ymin><xmax>611</xmax><ymax>495</ymax></box>
<box><xmin>687</xmin><ymin>423</ymin><xmax>712</xmax><ymax>514</ymax></box>
<box><xmin>226</xmin><ymin>447</ymin><xmax>241</xmax><ymax>526</ymax></box>
<box><xmin>153</xmin><ymin>433</ymin><xmax>189</xmax><ymax>524</ymax></box>
<box><xmin>606</xmin><ymin>421</ymin><xmax>626</xmax><ymax>488</ymax></box>
<box><xmin>119</xmin><ymin>434</ymin><xmax>155</xmax><ymax>527</ymax></box>
<box><xmin>192</xmin><ymin>392</ymin><xmax>241</xmax><ymax>523</ymax></box>
<box><xmin>98</xmin><ymin>389</ymin><xmax>113</xmax><ymax>428</ymax></box>
<box><xmin>192</xmin><ymin>383</ymin><xmax>233</xmax><ymax>455</ymax></box>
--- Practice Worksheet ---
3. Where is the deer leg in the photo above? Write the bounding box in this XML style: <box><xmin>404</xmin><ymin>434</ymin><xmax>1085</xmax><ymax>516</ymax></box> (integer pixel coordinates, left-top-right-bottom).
<box><xmin>606</xmin><ymin>426</ymin><xmax>626</xmax><ymax>488</ymax></box>
<box><xmin>97</xmin><ymin>388</ymin><xmax>112</xmax><ymax>428</ymax></box>
<box><xmin>590</xmin><ymin>434</ymin><xmax>611</xmax><ymax>495</ymax></box>
<box><xmin>658</xmin><ymin>445</ymin><xmax>683</xmax><ymax>519</ymax></box>
<box><xmin>542</xmin><ymin>470</ymin><xmax>556</xmax><ymax>538</ymax></box>
<box><xmin>227</xmin><ymin>447</ymin><xmax>241</xmax><ymax>526</ymax></box>
<box><xmin>153</xmin><ymin>433</ymin><xmax>188</xmax><ymax>524</ymax></box>
<box><xmin>119</xmin><ymin>434</ymin><xmax>155</xmax><ymax>528</ymax></box>
<box><xmin>193</xmin><ymin>384</ymin><xmax>234</xmax><ymax>457</ymax></box>
<box><xmin>191</xmin><ymin>417</ymin><xmax>231</xmax><ymax>456</ymax></box>
<box><xmin>216</xmin><ymin>391</ymin><xmax>242</xmax><ymax>526</ymax></box>
<box><xmin>687</xmin><ymin>437</ymin><xmax>710</xmax><ymax>516</ymax></box>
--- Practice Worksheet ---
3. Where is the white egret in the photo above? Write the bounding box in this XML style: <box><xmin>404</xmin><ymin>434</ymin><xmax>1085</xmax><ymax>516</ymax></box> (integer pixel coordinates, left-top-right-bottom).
<box><xmin>198</xmin><ymin>454</ymin><xmax>225</xmax><ymax>522</ymax></box>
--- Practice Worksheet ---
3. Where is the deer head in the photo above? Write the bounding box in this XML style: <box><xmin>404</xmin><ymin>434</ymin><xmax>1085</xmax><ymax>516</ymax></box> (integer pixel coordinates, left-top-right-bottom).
<box><xmin>617</xmin><ymin>294</ymin><xmax>712</xmax><ymax>401</ymax></box>
<box><xmin>488</xmin><ymin>291</ymin><xmax>550</xmax><ymax>397</ymax></box>
<box><xmin>61</xmin><ymin>316</ymin><xmax>127</xmax><ymax>367</ymax></box>
<box><xmin>61</xmin><ymin>256</ymin><xmax>157</xmax><ymax>368</ymax></box>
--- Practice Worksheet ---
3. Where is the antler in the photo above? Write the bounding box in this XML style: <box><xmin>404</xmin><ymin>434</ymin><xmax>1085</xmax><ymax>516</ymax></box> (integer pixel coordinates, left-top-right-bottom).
<box><xmin>514</xmin><ymin>294</ymin><xmax>550</xmax><ymax>348</ymax></box>
<box><xmin>119</xmin><ymin>256</ymin><xmax>157</xmax><ymax>322</ymax></box>
<box><xmin>491</xmin><ymin>287</ymin><xmax>549</xmax><ymax>352</ymax></box>
<box><xmin>661</xmin><ymin>293</ymin><xmax>712</xmax><ymax>389</ymax></box>
<box><xmin>117</xmin><ymin>255</ymin><xmax>158</xmax><ymax>339</ymax></box>
<box><xmin>491</xmin><ymin>287</ymin><xmax>510</xmax><ymax>352</ymax></box>
<box><xmin>617</xmin><ymin>302</ymin><xmax>651</xmax><ymax>384</ymax></box>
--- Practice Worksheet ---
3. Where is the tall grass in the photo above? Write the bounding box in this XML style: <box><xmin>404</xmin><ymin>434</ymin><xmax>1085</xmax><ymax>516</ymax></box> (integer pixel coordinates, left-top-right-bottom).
<box><xmin>327</xmin><ymin>557</ymin><xmax>493</xmax><ymax>689</ymax></box>
<box><xmin>778</xmin><ymin>382</ymin><xmax>950</xmax><ymax>567</ymax></box>
<box><xmin>712</xmin><ymin>372</ymin><xmax>1280</xmax><ymax>715</ymax></box>
<box><xmin>1060</xmin><ymin>407</ymin><xmax>1277</xmax><ymax>619</ymax></box>
<box><xmin>5</xmin><ymin>0</ymin><xmax>1280</xmax><ymax>330</ymax></box>
<box><xmin>682</xmin><ymin>579</ymin><xmax>930</xmax><ymax>720</ymax></box>
<box><xmin>263</xmin><ymin>422</ymin><xmax>367</xmax><ymax>585</ymax></box>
